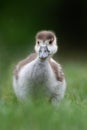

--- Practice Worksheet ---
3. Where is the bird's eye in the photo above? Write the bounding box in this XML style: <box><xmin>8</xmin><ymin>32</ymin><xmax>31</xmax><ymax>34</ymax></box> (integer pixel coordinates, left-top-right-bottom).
<box><xmin>49</xmin><ymin>40</ymin><xmax>52</xmax><ymax>45</ymax></box>
<box><xmin>37</xmin><ymin>41</ymin><xmax>40</xmax><ymax>45</ymax></box>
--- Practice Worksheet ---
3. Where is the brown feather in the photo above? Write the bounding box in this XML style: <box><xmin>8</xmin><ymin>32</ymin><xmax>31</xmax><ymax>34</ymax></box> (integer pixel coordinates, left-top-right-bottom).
<box><xmin>13</xmin><ymin>53</ymin><xmax>37</xmax><ymax>80</ymax></box>
<box><xmin>49</xmin><ymin>59</ymin><xmax>64</xmax><ymax>82</ymax></box>
<box><xmin>36</xmin><ymin>31</ymin><xmax>55</xmax><ymax>41</ymax></box>
<box><xmin>14</xmin><ymin>53</ymin><xmax>64</xmax><ymax>82</ymax></box>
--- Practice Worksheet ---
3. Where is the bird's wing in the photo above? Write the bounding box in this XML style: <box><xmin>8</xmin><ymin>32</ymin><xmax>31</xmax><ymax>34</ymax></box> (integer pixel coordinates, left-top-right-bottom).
<box><xmin>13</xmin><ymin>53</ymin><xmax>37</xmax><ymax>79</ymax></box>
<box><xmin>49</xmin><ymin>58</ymin><xmax>64</xmax><ymax>82</ymax></box>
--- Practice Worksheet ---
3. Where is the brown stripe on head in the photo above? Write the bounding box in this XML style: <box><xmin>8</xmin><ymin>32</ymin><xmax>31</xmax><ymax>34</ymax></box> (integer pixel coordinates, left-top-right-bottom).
<box><xmin>35</xmin><ymin>31</ymin><xmax>55</xmax><ymax>41</ymax></box>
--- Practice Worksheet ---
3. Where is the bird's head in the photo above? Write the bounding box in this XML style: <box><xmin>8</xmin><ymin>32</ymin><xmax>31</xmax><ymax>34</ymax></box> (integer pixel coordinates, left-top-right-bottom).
<box><xmin>35</xmin><ymin>30</ymin><xmax>58</xmax><ymax>60</ymax></box>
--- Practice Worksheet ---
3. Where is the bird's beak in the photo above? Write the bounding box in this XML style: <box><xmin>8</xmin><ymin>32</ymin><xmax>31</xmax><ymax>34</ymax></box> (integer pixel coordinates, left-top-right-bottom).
<box><xmin>39</xmin><ymin>46</ymin><xmax>50</xmax><ymax>59</ymax></box>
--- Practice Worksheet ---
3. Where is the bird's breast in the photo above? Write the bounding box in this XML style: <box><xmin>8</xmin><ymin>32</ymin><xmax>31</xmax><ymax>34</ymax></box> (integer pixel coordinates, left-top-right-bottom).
<box><xmin>31</xmin><ymin>62</ymin><xmax>49</xmax><ymax>85</ymax></box>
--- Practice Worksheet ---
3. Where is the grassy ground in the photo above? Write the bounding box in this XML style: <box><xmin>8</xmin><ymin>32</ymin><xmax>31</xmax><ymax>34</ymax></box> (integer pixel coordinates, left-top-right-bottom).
<box><xmin>0</xmin><ymin>59</ymin><xmax>87</xmax><ymax>130</ymax></box>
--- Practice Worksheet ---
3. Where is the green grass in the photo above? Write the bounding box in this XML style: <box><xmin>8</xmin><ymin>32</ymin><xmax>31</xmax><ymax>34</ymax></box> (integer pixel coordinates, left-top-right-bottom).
<box><xmin>0</xmin><ymin>61</ymin><xmax>87</xmax><ymax>130</ymax></box>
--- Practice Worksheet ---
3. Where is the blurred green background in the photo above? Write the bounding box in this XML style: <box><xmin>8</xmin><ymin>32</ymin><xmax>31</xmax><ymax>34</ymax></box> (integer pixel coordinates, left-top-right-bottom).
<box><xmin>0</xmin><ymin>0</ymin><xmax>86</xmax><ymax>60</ymax></box>
<box><xmin>0</xmin><ymin>0</ymin><xmax>87</xmax><ymax>130</ymax></box>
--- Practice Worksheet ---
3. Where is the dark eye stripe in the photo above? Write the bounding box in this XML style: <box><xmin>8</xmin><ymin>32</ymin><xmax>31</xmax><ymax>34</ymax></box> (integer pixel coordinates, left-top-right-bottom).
<box><xmin>37</xmin><ymin>41</ymin><xmax>40</xmax><ymax>44</ymax></box>
<box><xmin>49</xmin><ymin>40</ymin><xmax>53</xmax><ymax>44</ymax></box>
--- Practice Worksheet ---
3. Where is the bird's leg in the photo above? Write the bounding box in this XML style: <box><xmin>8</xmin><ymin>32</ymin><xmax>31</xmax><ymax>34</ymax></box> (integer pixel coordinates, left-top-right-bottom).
<box><xmin>49</xmin><ymin>93</ymin><xmax>62</xmax><ymax>106</ymax></box>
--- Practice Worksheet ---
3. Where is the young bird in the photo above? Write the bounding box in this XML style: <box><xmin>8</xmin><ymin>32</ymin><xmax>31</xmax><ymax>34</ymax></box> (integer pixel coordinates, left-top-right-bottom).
<box><xmin>13</xmin><ymin>30</ymin><xmax>66</xmax><ymax>105</ymax></box>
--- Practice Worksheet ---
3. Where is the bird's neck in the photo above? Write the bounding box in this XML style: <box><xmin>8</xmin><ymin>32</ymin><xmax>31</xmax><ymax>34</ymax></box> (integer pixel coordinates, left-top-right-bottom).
<box><xmin>36</xmin><ymin>56</ymin><xmax>50</xmax><ymax>64</ymax></box>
